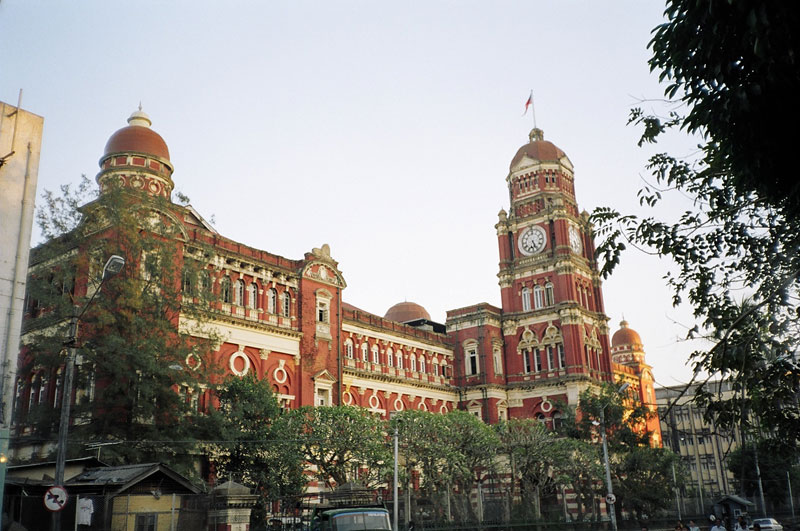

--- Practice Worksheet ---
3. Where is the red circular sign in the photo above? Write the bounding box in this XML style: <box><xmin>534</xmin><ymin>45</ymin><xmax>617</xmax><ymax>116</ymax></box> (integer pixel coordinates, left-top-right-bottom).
<box><xmin>44</xmin><ymin>486</ymin><xmax>68</xmax><ymax>512</ymax></box>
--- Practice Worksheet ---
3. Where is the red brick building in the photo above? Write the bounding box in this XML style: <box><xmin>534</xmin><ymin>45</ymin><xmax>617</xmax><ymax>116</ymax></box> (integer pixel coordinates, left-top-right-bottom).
<box><xmin>15</xmin><ymin>109</ymin><xmax>659</xmax><ymax>453</ymax></box>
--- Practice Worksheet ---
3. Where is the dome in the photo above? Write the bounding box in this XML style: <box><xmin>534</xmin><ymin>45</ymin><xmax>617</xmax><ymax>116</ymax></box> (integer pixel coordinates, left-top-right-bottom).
<box><xmin>611</xmin><ymin>320</ymin><xmax>643</xmax><ymax>349</ymax></box>
<box><xmin>510</xmin><ymin>128</ymin><xmax>567</xmax><ymax>170</ymax></box>
<box><xmin>103</xmin><ymin>107</ymin><xmax>170</xmax><ymax>161</ymax></box>
<box><xmin>384</xmin><ymin>301</ymin><xmax>431</xmax><ymax>323</ymax></box>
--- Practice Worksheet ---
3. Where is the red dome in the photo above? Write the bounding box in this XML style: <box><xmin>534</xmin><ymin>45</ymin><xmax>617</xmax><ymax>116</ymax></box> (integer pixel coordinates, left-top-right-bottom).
<box><xmin>384</xmin><ymin>302</ymin><xmax>431</xmax><ymax>323</ymax></box>
<box><xmin>611</xmin><ymin>320</ymin><xmax>643</xmax><ymax>349</ymax></box>
<box><xmin>510</xmin><ymin>128</ymin><xmax>566</xmax><ymax>170</ymax></box>
<box><xmin>103</xmin><ymin>109</ymin><xmax>170</xmax><ymax>161</ymax></box>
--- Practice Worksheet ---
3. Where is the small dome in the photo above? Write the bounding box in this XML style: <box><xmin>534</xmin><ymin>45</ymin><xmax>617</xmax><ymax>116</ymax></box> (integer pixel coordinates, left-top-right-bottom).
<box><xmin>103</xmin><ymin>107</ymin><xmax>170</xmax><ymax>161</ymax></box>
<box><xmin>510</xmin><ymin>128</ymin><xmax>567</xmax><ymax>170</ymax></box>
<box><xmin>384</xmin><ymin>301</ymin><xmax>431</xmax><ymax>323</ymax></box>
<box><xmin>611</xmin><ymin>320</ymin><xmax>643</xmax><ymax>349</ymax></box>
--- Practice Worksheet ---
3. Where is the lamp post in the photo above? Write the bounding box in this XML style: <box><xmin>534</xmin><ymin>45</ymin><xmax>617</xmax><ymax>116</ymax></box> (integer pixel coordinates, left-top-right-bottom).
<box><xmin>598</xmin><ymin>382</ymin><xmax>629</xmax><ymax>531</ymax></box>
<box><xmin>52</xmin><ymin>255</ymin><xmax>124</xmax><ymax>530</ymax></box>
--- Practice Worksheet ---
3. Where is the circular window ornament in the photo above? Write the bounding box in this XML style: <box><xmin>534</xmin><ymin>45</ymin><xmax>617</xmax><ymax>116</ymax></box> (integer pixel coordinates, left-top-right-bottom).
<box><xmin>343</xmin><ymin>391</ymin><xmax>353</xmax><ymax>405</ymax></box>
<box><xmin>274</xmin><ymin>365</ymin><xmax>288</xmax><ymax>384</ymax></box>
<box><xmin>368</xmin><ymin>394</ymin><xmax>380</xmax><ymax>409</ymax></box>
<box><xmin>185</xmin><ymin>353</ymin><xmax>202</xmax><ymax>371</ymax></box>
<box><xmin>541</xmin><ymin>399</ymin><xmax>553</xmax><ymax>413</ymax></box>
<box><xmin>393</xmin><ymin>398</ymin><xmax>404</xmax><ymax>411</ymax></box>
<box><xmin>229</xmin><ymin>351</ymin><xmax>250</xmax><ymax>376</ymax></box>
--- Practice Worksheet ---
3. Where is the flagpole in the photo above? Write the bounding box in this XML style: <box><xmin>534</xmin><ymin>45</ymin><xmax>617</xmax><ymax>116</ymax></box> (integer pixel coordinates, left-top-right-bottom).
<box><xmin>531</xmin><ymin>89</ymin><xmax>537</xmax><ymax>129</ymax></box>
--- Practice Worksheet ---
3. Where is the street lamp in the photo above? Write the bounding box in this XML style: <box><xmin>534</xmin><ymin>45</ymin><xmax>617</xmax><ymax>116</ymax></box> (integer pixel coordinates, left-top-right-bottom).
<box><xmin>597</xmin><ymin>382</ymin><xmax>629</xmax><ymax>531</ymax></box>
<box><xmin>53</xmin><ymin>255</ymin><xmax>124</xmax><ymax>530</ymax></box>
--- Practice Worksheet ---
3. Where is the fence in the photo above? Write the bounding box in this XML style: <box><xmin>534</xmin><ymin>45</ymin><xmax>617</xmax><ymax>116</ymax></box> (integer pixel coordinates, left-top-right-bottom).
<box><xmin>4</xmin><ymin>491</ymin><xmax>208</xmax><ymax>531</ymax></box>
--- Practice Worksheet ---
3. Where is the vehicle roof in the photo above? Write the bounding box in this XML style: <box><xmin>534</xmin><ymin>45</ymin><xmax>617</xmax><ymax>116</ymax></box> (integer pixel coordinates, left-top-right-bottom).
<box><xmin>324</xmin><ymin>508</ymin><xmax>389</xmax><ymax>516</ymax></box>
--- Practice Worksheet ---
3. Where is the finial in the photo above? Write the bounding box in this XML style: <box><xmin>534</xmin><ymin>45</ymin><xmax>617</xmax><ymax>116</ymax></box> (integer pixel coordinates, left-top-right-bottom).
<box><xmin>529</xmin><ymin>128</ymin><xmax>544</xmax><ymax>143</ymax></box>
<box><xmin>127</xmin><ymin>105</ymin><xmax>152</xmax><ymax>128</ymax></box>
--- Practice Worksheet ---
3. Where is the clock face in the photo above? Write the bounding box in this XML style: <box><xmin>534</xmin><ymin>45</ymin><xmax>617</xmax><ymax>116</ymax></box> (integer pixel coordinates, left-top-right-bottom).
<box><xmin>518</xmin><ymin>226</ymin><xmax>547</xmax><ymax>256</ymax></box>
<box><xmin>569</xmin><ymin>226</ymin><xmax>583</xmax><ymax>254</ymax></box>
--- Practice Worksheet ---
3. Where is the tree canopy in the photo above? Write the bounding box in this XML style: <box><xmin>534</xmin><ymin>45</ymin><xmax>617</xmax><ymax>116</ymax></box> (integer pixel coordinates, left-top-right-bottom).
<box><xmin>592</xmin><ymin>0</ymin><xmax>800</xmax><ymax>447</ymax></box>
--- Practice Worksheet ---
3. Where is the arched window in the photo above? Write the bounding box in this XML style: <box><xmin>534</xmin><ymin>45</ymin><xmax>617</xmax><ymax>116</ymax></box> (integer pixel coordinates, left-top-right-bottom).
<box><xmin>282</xmin><ymin>291</ymin><xmax>291</xmax><ymax>317</ymax></box>
<box><xmin>533</xmin><ymin>285</ymin><xmax>544</xmax><ymax>309</ymax></box>
<box><xmin>521</xmin><ymin>287</ymin><xmax>531</xmax><ymax>311</ymax></box>
<box><xmin>233</xmin><ymin>279</ymin><xmax>245</xmax><ymax>306</ymax></box>
<box><xmin>247</xmin><ymin>283</ymin><xmax>258</xmax><ymax>309</ymax></box>
<box><xmin>493</xmin><ymin>348</ymin><xmax>503</xmax><ymax>375</ymax></box>
<box><xmin>345</xmin><ymin>340</ymin><xmax>354</xmax><ymax>359</ymax></box>
<box><xmin>221</xmin><ymin>276</ymin><xmax>232</xmax><ymax>303</ymax></box>
<box><xmin>545</xmin><ymin>283</ymin><xmax>554</xmax><ymax>306</ymax></box>
<box><xmin>418</xmin><ymin>357</ymin><xmax>426</xmax><ymax>374</ymax></box>
<box><xmin>433</xmin><ymin>360</ymin><xmax>440</xmax><ymax>376</ymax></box>
<box><xmin>361</xmin><ymin>343</ymin><xmax>369</xmax><ymax>362</ymax></box>
<box><xmin>386</xmin><ymin>348</ymin><xmax>393</xmax><ymax>368</ymax></box>
<box><xmin>410</xmin><ymin>355</ymin><xmax>417</xmax><ymax>372</ymax></box>
<box><xmin>268</xmin><ymin>288</ymin><xmax>277</xmax><ymax>313</ymax></box>
<box><xmin>396</xmin><ymin>350</ymin><xmax>403</xmax><ymax>369</ymax></box>
<box><xmin>38</xmin><ymin>375</ymin><xmax>48</xmax><ymax>405</ymax></box>
<box><xmin>372</xmin><ymin>345</ymin><xmax>380</xmax><ymax>365</ymax></box>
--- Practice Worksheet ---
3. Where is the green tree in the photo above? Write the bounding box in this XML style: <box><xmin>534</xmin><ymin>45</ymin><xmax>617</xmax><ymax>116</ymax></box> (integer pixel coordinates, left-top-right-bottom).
<box><xmin>20</xmin><ymin>179</ymin><xmax>221</xmax><ymax>478</ymax></box>
<box><xmin>728</xmin><ymin>439</ymin><xmax>800</xmax><ymax>511</ymax></box>
<box><xmin>438</xmin><ymin>411</ymin><xmax>499</xmax><ymax>524</ymax></box>
<box><xmin>391</xmin><ymin>410</ymin><xmax>454</xmax><ymax>522</ymax></box>
<box><xmin>205</xmin><ymin>374</ymin><xmax>306</xmax><ymax>527</ymax></box>
<box><xmin>497</xmin><ymin>419</ymin><xmax>558</xmax><ymax>520</ymax></box>
<box><xmin>591</xmin><ymin>1</ymin><xmax>800</xmax><ymax>446</ymax></box>
<box><xmin>284</xmin><ymin>406</ymin><xmax>391</xmax><ymax>489</ymax></box>
<box><xmin>561</xmin><ymin>385</ymin><xmax>676</xmax><ymax>519</ymax></box>
<box><xmin>550</xmin><ymin>438</ymin><xmax>603</xmax><ymax>522</ymax></box>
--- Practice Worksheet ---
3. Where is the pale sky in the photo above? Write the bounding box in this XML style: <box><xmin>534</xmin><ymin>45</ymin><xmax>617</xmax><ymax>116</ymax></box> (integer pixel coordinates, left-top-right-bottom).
<box><xmin>0</xmin><ymin>1</ymin><xmax>706</xmax><ymax>387</ymax></box>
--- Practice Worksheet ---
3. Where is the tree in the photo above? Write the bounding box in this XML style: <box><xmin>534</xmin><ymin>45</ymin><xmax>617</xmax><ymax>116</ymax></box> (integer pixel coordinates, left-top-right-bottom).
<box><xmin>437</xmin><ymin>411</ymin><xmax>499</xmax><ymax>524</ymax></box>
<box><xmin>728</xmin><ymin>439</ymin><xmax>800</xmax><ymax>512</ymax></box>
<box><xmin>205</xmin><ymin>374</ymin><xmax>306</xmax><ymax>527</ymax></box>
<box><xmin>591</xmin><ymin>0</ymin><xmax>800</xmax><ymax>446</ymax></box>
<box><xmin>19</xmin><ymin>178</ymin><xmax>221</xmax><ymax>478</ymax></box>
<box><xmin>284</xmin><ymin>406</ymin><xmax>391</xmax><ymax>489</ymax></box>
<box><xmin>497</xmin><ymin>419</ymin><xmax>558</xmax><ymax>520</ymax></box>
<box><xmin>561</xmin><ymin>385</ymin><xmax>677</xmax><ymax>519</ymax></box>
<box><xmin>391</xmin><ymin>410</ymin><xmax>454</xmax><ymax>522</ymax></box>
<box><xmin>550</xmin><ymin>438</ymin><xmax>603</xmax><ymax>522</ymax></box>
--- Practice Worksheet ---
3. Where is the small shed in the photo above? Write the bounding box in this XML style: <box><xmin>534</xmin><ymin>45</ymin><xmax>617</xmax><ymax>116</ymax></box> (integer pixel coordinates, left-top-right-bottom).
<box><xmin>4</xmin><ymin>462</ymin><xmax>204</xmax><ymax>530</ymax></box>
<box><xmin>712</xmin><ymin>494</ymin><xmax>756</xmax><ymax>521</ymax></box>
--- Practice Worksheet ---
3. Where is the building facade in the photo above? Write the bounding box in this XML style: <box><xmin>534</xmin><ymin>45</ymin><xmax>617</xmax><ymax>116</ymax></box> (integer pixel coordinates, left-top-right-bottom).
<box><xmin>656</xmin><ymin>380</ymin><xmax>740</xmax><ymax>505</ymax></box>
<box><xmin>13</xmin><ymin>110</ymin><xmax>660</xmax><ymax>458</ymax></box>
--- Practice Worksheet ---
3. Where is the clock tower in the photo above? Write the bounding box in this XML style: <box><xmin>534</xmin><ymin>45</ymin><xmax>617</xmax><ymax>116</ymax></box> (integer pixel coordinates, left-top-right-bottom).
<box><xmin>494</xmin><ymin>127</ymin><xmax>614</xmax><ymax>419</ymax></box>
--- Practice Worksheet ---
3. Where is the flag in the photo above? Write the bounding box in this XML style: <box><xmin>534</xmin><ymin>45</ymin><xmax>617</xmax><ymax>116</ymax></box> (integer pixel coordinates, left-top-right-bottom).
<box><xmin>523</xmin><ymin>91</ymin><xmax>533</xmax><ymax>116</ymax></box>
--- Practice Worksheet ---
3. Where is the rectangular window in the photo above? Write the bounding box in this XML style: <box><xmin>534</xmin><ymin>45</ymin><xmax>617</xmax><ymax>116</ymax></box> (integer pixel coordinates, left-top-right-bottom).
<box><xmin>524</xmin><ymin>350</ymin><xmax>532</xmax><ymax>373</ymax></box>
<box><xmin>468</xmin><ymin>350</ymin><xmax>478</xmax><ymax>375</ymax></box>
<box><xmin>558</xmin><ymin>344</ymin><xmax>566</xmax><ymax>369</ymax></box>
<box><xmin>534</xmin><ymin>348</ymin><xmax>541</xmax><ymax>372</ymax></box>
<box><xmin>135</xmin><ymin>514</ymin><xmax>157</xmax><ymax>531</ymax></box>
<box><xmin>547</xmin><ymin>346</ymin><xmax>555</xmax><ymax>371</ymax></box>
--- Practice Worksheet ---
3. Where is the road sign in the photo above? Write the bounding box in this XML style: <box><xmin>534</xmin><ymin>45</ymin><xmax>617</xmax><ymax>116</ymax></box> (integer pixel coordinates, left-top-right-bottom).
<box><xmin>44</xmin><ymin>486</ymin><xmax>68</xmax><ymax>512</ymax></box>
<box><xmin>605</xmin><ymin>493</ymin><xmax>616</xmax><ymax>505</ymax></box>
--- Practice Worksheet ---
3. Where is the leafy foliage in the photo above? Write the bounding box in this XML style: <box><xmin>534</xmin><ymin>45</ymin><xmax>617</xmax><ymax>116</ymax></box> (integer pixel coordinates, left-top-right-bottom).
<box><xmin>560</xmin><ymin>385</ymin><xmax>679</xmax><ymax>519</ymax></box>
<box><xmin>206</xmin><ymin>374</ymin><xmax>305</xmax><ymax>525</ymax></box>
<box><xmin>284</xmin><ymin>406</ymin><xmax>391</xmax><ymax>488</ymax></box>
<box><xmin>591</xmin><ymin>0</ymin><xmax>800</xmax><ymax>446</ymax></box>
<box><xmin>21</xmin><ymin>183</ymin><xmax>222</xmax><ymax>478</ymax></box>
<box><xmin>727</xmin><ymin>439</ymin><xmax>800</xmax><ymax>511</ymax></box>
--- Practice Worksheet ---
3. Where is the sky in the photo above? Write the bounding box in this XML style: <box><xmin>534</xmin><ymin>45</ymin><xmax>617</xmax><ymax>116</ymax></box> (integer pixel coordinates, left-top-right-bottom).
<box><xmin>0</xmin><ymin>1</ymin><xmax>706</xmax><ymax>387</ymax></box>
